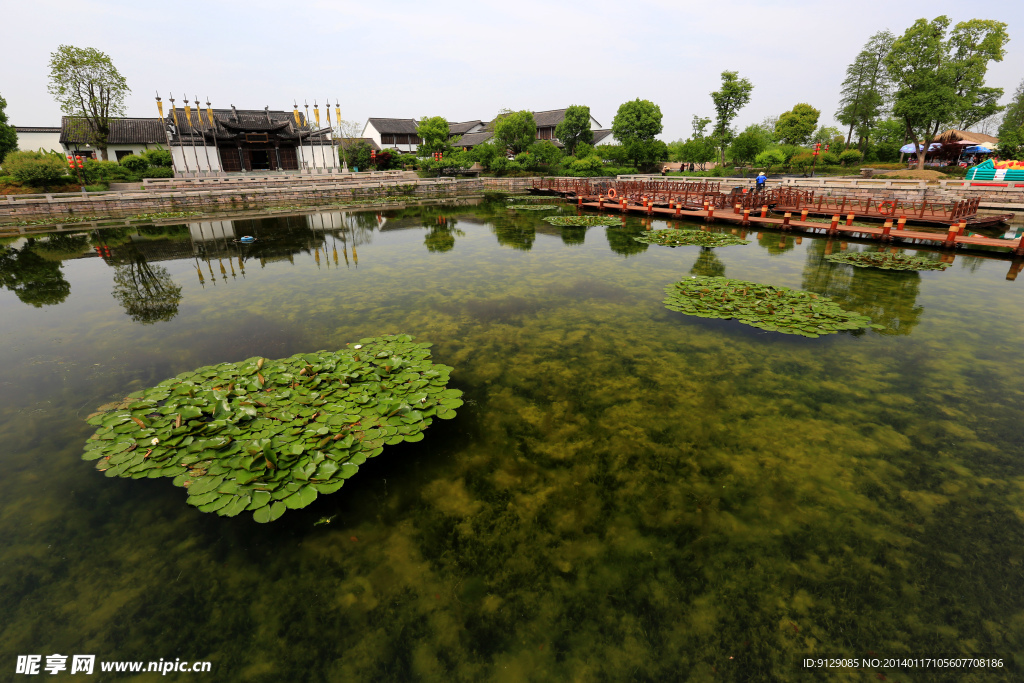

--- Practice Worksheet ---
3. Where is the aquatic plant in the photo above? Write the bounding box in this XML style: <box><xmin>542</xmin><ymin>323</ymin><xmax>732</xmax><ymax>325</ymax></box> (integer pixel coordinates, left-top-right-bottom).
<box><xmin>543</xmin><ymin>215</ymin><xmax>621</xmax><ymax>227</ymax></box>
<box><xmin>663</xmin><ymin>276</ymin><xmax>880</xmax><ymax>337</ymax></box>
<box><xmin>82</xmin><ymin>335</ymin><xmax>462</xmax><ymax>522</ymax></box>
<box><xmin>632</xmin><ymin>228</ymin><xmax>749</xmax><ymax>248</ymax></box>
<box><xmin>824</xmin><ymin>251</ymin><xmax>951</xmax><ymax>271</ymax></box>
<box><xmin>506</xmin><ymin>205</ymin><xmax>559</xmax><ymax>211</ymax></box>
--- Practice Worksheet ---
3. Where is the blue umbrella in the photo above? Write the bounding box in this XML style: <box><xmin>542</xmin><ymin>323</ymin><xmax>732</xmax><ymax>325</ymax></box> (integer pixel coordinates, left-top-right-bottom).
<box><xmin>963</xmin><ymin>145</ymin><xmax>993</xmax><ymax>153</ymax></box>
<box><xmin>898</xmin><ymin>142</ymin><xmax>942</xmax><ymax>154</ymax></box>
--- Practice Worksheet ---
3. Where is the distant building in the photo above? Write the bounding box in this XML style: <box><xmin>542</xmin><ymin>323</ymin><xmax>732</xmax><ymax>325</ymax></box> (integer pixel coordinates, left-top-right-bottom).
<box><xmin>532</xmin><ymin>108</ymin><xmax>603</xmax><ymax>143</ymax></box>
<box><xmin>14</xmin><ymin>126</ymin><xmax>62</xmax><ymax>154</ymax></box>
<box><xmin>60</xmin><ymin>117</ymin><xmax>166</xmax><ymax>160</ymax></box>
<box><xmin>591</xmin><ymin>129</ymin><xmax>619</xmax><ymax>147</ymax></box>
<box><xmin>361</xmin><ymin>118</ymin><xmax>422</xmax><ymax>153</ymax></box>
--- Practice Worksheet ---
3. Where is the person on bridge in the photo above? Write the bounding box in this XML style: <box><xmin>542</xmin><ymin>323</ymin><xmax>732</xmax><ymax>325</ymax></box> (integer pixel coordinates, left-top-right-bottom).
<box><xmin>754</xmin><ymin>172</ymin><xmax>767</xmax><ymax>192</ymax></box>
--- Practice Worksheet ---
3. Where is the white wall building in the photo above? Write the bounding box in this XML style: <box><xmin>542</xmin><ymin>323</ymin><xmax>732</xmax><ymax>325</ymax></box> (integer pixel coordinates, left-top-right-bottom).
<box><xmin>14</xmin><ymin>127</ymin><xmax>63</xmax><ymax>154</ymax></box>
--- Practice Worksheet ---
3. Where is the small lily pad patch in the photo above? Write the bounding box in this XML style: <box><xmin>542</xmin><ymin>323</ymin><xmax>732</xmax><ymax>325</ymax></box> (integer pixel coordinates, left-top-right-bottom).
<box><xmin>82</xmin><ymin>335</ymin><xmax>463</xmax><ymax>522</ymax></box>
<box><xmin>543</xmin><ymin>216</ymin><xmax>621</xmax><ymax>227</ymax></box>
<box><xmin>663</xmin><ymin>276</ymin><xmax>880</xmax><ymax>337</ymax></box>
<box><xmin>824</xmin><ymin>252</ymin><xmax>951</xmax><ymax>271</ymax></box>
<box><xmin>632</xmin><ymin>229</ymin><xmax>750</xmax><ymax>248</ymax></box>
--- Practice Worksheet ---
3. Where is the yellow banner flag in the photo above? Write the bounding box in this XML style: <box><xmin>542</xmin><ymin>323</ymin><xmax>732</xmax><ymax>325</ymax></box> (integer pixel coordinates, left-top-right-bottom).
<box><xmin>156</xmin><ymin>100</ymin><xmax>164</xmax><ymax>119</ymax></box>
<box><xmin>293</xmin><ymin>107</ymin><xmax>301</xmax><ymax>126</ymax></box>
<box><xmin>172</xmin><ymin>107</ymin><xmax>180</xmax><ymax>127</ymax></box>
<box><xmin>207</xmin><ymin>107</ymin><xmax>215</xmax><ymax>127</ymax></box>
<box><xmin>314</xmin><ymin>106</ymin><xmax>320</xmax><ymax>128</ymax></box>
<box><xmin>184</xmin><ymin>104</ymin><xmax>192</xmax><ymax>126</ymax></box>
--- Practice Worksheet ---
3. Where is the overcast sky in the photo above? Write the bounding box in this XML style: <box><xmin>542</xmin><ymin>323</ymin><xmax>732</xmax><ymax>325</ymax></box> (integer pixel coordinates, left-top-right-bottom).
<box><xmin>4</xmin><ymin>0</ymin><xmax>1022</xmax><ymax>140</ymax></box>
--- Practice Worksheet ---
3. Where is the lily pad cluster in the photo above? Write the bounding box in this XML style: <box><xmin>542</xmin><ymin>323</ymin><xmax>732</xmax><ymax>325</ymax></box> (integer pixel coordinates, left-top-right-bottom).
<box><xmin>507</xmin><ymin>205</ymin><xmax>559</xmax><ymax>211</ymax></box>
<box><xmin>632</xmin><ymin>229</ymin><xmax>750</xmax><ymax>248</ymax></box>
<box><xmin>824</xmin><ymin>252</ymin><xmax>951</xmax><ymax>271</ymax></box>
<box><xmin>543</xmin><ymin>216</ymin><xmax>621</xmax><ymax>227</ymax></box>
<box><xmin>664</xmin><ymin>276</ymin><xmax>880</xmax><ymax>337</ymax></box>
<box><xmin>82</xmin><ymin>335</ymin><xmax>463</xmax><ymax>522</ymax></box>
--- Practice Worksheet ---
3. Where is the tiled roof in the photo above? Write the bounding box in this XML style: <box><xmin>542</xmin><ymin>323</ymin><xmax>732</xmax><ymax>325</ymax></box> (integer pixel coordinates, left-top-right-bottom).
<box><xmin>367</xmin><ymin>118</ymin><xmax>419</xmax><ymax>134</ymax></box>
<box><xmin>592</xmin><ymin>129</ymin><xmax>615</xmax><ymax>145</ymax></box>
<box><xmin>454</xmin><ymin>131</ymin><xmax>493</xmax><ymax>147</ymax></box>
<box><xmin>532</xmin><ymin>108</ymin><xmax>569</xmax><ymax>127</ymax></box>
<box><xmin>15</xmin><ymin>126</ymin><xmax>60</xmax><ymax>133</ymax></box>
<box><xmin>60</xmin><ymin>117</ymin><xmax>166</xmax><ymax>145</ymax></box>
<box><xmin>338</xmin><ymin>137</ymin><xmax>381</xmax><ymax>152</ymax></box>
<box><xmin>449</xmin><ymin>120</ymin><xmax>482</xmax><ymax>134</ymax></box>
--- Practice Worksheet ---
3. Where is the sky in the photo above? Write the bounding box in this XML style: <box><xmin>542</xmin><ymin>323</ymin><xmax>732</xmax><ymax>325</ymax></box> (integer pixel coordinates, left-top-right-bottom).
<box><xmin>3</xmin><ymin>0</ymin><xmax>1023</xmax><ymax>140</ymax></box>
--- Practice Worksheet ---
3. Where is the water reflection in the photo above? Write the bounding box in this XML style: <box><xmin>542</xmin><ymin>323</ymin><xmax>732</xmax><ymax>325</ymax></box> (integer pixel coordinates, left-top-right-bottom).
<box><xmin>0</xmin><ymin>238</ymin><xmax>71</xmax><ymax>306</ymax></box>
<box><xmin>110</xmin><ymin>244</ymin><xmax>183</xmax><ymax>324</ymax></box>
<box><xmin>690</xmin><ymin>247</ymin><xmax>726</xmax><ymax>277</ymax></box>
<box><xmin>802</xmin><ymin>240</ymin><xmax>924</xmax><ymax>336</ymax></box>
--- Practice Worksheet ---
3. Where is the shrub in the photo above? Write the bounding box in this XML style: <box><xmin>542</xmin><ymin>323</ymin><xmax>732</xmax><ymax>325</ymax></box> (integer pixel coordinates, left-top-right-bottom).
<box><xmin>820</xmin><ymin>151</ymin><xmax>840</xmax><ymax>166</ymax></box>
<box><xmin>838</xmin><ymin>149</ymin><xmax>863</xmax><ymax>166</ymax></box>
<box><xmin>119</xmin><ymin>154</ymin><xmax>149</xmax><ymax>172</ymax></box>
<box><xmin>489</xmin><ymin>158</ymin><xmax>522</xmax><ymax>176</ymax></box>
<box><xmin>83</xmin><ymin>159</ymin><xmax>132</xmax><ymax>183</ymax></box>
<box><xmin>790</xmin><ymin>153</ymin><xmax>815</xmax><ymax>172</ymax></box>
<box><xmin>140</xmin><ymin>167</ymin><xmax>174</xmax><ymax>179</ymax></box>
<box><xmin>755</xmin><ymin>149</ymin><xmax>786</xmax><ymax>172</ymax></box>
<box><xmin>143</xmin><ymin>148</ymin><xmax>173</xmax><ymax>167</ymax></box>
<box><xmin>3</xmin><ymin>150</ymin><xmax>67</xmax><ymax>186</ymax></box>
<box><xmin>569</xmin><ymin>155</ymin><xmax>604</xmax><ymax>174</ymax></box>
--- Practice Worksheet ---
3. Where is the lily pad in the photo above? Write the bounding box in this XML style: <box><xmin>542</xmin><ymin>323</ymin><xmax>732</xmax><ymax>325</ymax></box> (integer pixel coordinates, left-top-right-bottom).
<box><xmin>632</xmin><ymin>228</ymin><xmax>750</xmax><ymax>248</ymax></box>
<box><xmin>82</xmin><ymin>335</ymin><xmax>462</xmax><ymax>522</ymax></box>
<box><xmin>663</xmin><ymin>276</ymin><xmax>875</xmax><ymax>337</ymax></box>
<box><xmin>823</xmin><ymin>251</ymin><xmax>952</xmax><ymax>271</ymax></box>
<box><xmin>507</xmin><ymin>204</ymin><xmax>560</xmax><ymax>211</ymax></box>
<box><xmin>543</xmin><ymin>215</ymin><xmax>621</xmax><ymax>227</ymax></box>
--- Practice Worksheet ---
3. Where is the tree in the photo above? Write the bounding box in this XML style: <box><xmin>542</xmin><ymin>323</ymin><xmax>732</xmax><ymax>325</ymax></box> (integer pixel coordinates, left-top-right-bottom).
<box><xmin>0</xmin><ymin>93</ymin><xmax>17</xmax><ymax>164</ymax></box>
<box><xmin>754</xmin><ymin>149</ymin><xmax>785</xmax><ymax>173</ymax></box>
<box><xmin>774</xmin><ymin>104</ymin><xmax>820</xmax><ymax>146</ymax></box>
<box><xmin>884</xmin><ymin>16</ymin><xmax>1008</xmax><ymax>169</ymax></box>
<box><xmin>673</xmin><ymin>115</ymin><xmax>717</xmax><ymax>170</ymax></box>
<box><xmin>729</xmin><ymin>124</ymin><xmax>770</xmax><ymax>163</ymax></box>
<box><xmin>554</xmin><ymin>105</ymin><xmax>593</xmax><ymax>156</ymax></box>
<box><xmin>996</xmin><ymin>78</ymin><xmax>1024</xmax><ymax>158</ymax></box>
<box><xmin>47</xmin><ymin>46</ymin><xmax>129</xmax><ymax>161</ymax></box>
<box><xmin>416</xmin><ymin>116</ymin><xmax>452</xmax><ymax>156</ymax></box>
<box><xmin>333</xmin><ymin>118</ymin><xmax>363</xmax><ymax>169</ymax></box>
<box><xmin>710</xmin><ymin>71</ymin><xmax>754</xmax><ymax>165</ymax></box>
<box><xmin>493</xmin><ymin>110</ymin><xmax>536</xmax><ymax>155</ymax></box>
<box><xmin>836</xmin><ymin>31</ymin><xmax>894</xmax><ymax>148</ymax></box>
<box><xmin>612</xmin><ymin>98</ymin><xmax>664</xmax><ymax>168</ymax></box>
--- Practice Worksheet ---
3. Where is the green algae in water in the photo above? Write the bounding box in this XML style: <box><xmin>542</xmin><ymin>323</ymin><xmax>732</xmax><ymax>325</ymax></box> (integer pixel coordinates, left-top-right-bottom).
<box><xmin>506</xmin><ymin>204</ymin><xmax>559</xmax><ymax>211</ymax></box>
<box><xmin>82</xmin><ymin>334</ymin><xmax>462</xmax><ymax>522</ymax></box>
<box><xmin>633</xmin><ymin>227</ymin><xmax>750</xmax><ymax>248</ymax></box>
<box><xmin>664</xmin><ymin>275</ymin><xmax>879</xmax><ymax>337</ymax></box>
<box><xmin>825</xmin><ymin>251</ymin><xmax>952</xmax><ymax>271</ymax></box>
<box><xmin>544</xmin><ymin>215</ymin><xmax>621</xmax><ymax>227</ymax></box>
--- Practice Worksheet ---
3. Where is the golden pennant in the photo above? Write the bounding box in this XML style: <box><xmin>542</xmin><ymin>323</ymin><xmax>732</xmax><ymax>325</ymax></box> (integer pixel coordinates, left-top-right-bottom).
<box><xmin>293</xmin><ymin>106</ymin><xmax>301</xmax><ymax>126</ymax></box>
<box><xmin>184</xmin><ymin>103</ymin><xmax>192</xmax><ymax>126</ymax></box>
<box><xmin>314</xmin><ymin>105</ymin><xmax>320</xmax><ymax>128</ymax></box>
<box><xmin>156</xmin><ymin>100</ymin><xmax>164</xmax><ymax>119</ymax></box>
<box><xmin>207</xmin><ymin>106</ymin><xmax>215</xmax><ymax>127</ymax></box>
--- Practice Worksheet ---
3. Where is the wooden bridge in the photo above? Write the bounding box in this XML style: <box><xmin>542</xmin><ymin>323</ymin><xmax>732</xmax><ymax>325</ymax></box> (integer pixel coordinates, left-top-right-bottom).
<box><xmin>531</xmin><ymin>178</ymin><xmax>1015</xmax><ymax>229</ymax></box>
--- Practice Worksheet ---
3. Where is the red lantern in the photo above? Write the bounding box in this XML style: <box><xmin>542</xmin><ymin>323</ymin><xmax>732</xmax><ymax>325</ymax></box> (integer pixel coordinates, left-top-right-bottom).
<box><xmin>66</xmin><ymin>155</ymin><xmax>74</xmax><ymax>168</ymax></box>
<box><xmin>75</xmin><ymin>155</ymin><xmax>84</xmax><ymax>168</ymax></box>
<box><xmin>370</xmin><ymin>150</ymin><xmax>376</xmax><ymax>160</ymax></box>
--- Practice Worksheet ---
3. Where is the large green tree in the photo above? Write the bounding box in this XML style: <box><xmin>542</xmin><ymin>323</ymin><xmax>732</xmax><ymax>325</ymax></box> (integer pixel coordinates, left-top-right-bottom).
<box><xmin>612</xmin><ymin>98</ymin><xmax>664</xmax><ymax>168</ymax></box>
<box><xmin>996</xmin><ymin>79</ymin><xmax>1024</xmax><ymax>159</ymax></box>
<box><xmin>416</xmin><ymin>116</ymin><xmax>452</xmax><ymax>156</ymax></box>
<box><xmin>47</xmin><ymin>45</ymin><xmax>129</xmax><ymax>161</ymax></box>
<box><xmin>884</xmin><ymin>16</ymin><xmax>1008</xmax><ymax>169</ymax></box>
<box><xmin>492</xmin><ymin>110</ymin><xmax>537</xmax><ymax>155</ymax></box>
<box><xmin>710</xmin><ymin>71</ymin><xmax>754</xmax><ymax>166</ymax></box>
<box><xmin>554</xmin><ymin>105</ymin><xmax>594</xmax><ymax>156</ymax></box>
<box><xmin>729</xmin><ymin>124</ymin><xmax>770</xmax><ymax>163</ymax></box>
<box><xmin>672</xmin><ymin>115</ymin><xmax>717</xmax><ymax>170</ymax></box>
<box><xmin>836</xmin><ymin>31</ymin><xmax>894</xmax><ymax>149</ymax></box>
<box><xmin>774</xmin><ymin>104</ymin><xmax>820</xmax><ymax>146</ymax></box>
<box><xmin>0</xmin><ymin>93</ymin><xmax>17</xmax><ymax>164</ymax></box>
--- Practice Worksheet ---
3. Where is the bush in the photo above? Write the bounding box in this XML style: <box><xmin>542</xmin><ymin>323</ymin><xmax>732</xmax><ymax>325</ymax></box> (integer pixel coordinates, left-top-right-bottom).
<box><xmin>83</xmin><ymin>159</ymin><xmax>132</xmax><ymax>183</ymax></box>
<box><xmin>143</xmin><ymin>148</ymin><xmax>173</xmax><ymax>167</ymax></box>
<box><xmin>755</xmin><ymin>149</ymin><xmax>786</xmax><ymax>172</ymax></box>
<box><xmin>569</xmin><ymin>155</ymin><xmax>604</xmax><ymax>175</ymax></box>
<box><xmin>790</xmin><ymin>153</ymin><xmax>815</xmax><ymax>172</ymax></box>
<box><xmin>3</xmin><ymin>150</ymin><xmax>67</xmax><ymax>186</ymax></box>
<box><xmin>820</xmin><ymin>151</ymin><xmax>840</xmax><ymax>165</ymax></box>
<box><xmin>140</xmin><ymin>167</ymin><xmax>174</xmax><ymax>179</ymax></box>
<box><xmin>119</xmin><ymin>154</ymin><xmax>149</xmax><ymax>172</ymax></box>
<box><xmin>838</xmin><ymin>149</ymin><xmax>863</xmax><ymax>166</ymax></box>
<box><xmin>489</xmin><ymin>158</ymin><xmax>522</xmax><ymax>176</ymax></box>
<box><xmin>84</xmin><ymin>183</ymin><xmax>109</xmax><ymax>192</ymax></box>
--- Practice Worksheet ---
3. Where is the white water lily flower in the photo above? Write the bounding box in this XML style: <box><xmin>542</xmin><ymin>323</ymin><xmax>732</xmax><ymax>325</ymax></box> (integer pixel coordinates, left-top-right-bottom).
<box><xmin>353</xmin><ymin>344</ymin><xmax>363</xmax><ymax>350</ymax></box>
<box><xmin>151</xmin><ymin>438</ymin><xmax>160</xmax><ymax>445</ymax></box>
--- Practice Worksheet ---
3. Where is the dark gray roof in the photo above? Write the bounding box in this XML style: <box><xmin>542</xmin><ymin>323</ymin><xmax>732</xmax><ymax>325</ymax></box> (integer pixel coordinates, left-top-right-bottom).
<box><xmin>367</xmin><ymin>118</ymin><xmax>419</xmax><ymax>134</ymax></box>
<box><xmin>60</xmin><ymin>117</ymin><xmax>166</xmax><ymax>145</ymax></box>
<box><xmin>449</xmin><ymin>120</ymin><xmax>482</xmax><ymax>134</ymax></box>
<box><xmin>15</xmin><ymin>126</ymin><xmax>60</xmax><ymax>133</ymax></box>
<box><xmin>164</xmin><ymin>108</ymin><xmax>330</xmax><ymax>145</ymax></box>
<box><xmin>338</xmin><ymin>137</ymin><xmax>381</xmax><ymax>152</ymax></box>
<box><xmin>454</xmin><ymin>131</ymin><xmax>493</xmax><ymax>147</ymax></box>
<box><xmin>533</xmin><ymin>109</ymin><xmax>569</xmax><ymax>127</ymax></box>
<box><xmin>592</xmin><ymin>129</ymin><xmax>614</xmax><ymax>145</ymax></box>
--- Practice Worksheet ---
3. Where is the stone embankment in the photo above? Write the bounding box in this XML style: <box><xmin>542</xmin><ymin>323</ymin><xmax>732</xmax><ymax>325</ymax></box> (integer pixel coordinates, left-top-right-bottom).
<box><xmin>0</xmin><ymin>171</ymin><xmax>537</xmax><ymax>224</ymax></box>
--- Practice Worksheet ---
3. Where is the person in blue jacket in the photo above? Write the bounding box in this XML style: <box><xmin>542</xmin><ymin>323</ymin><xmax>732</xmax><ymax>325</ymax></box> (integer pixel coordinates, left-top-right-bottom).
<box><xmin>754</xmin><ymin>171</ymin><xmax>767</xmax><ymax>193</ymax></box>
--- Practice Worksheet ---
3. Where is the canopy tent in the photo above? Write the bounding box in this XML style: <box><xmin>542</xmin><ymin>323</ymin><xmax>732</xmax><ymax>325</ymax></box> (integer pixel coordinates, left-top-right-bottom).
<box><xmin>964</xmin><ymin>144</ymin><xmax>995</xmax><ymax>154</ymax></box>
<box><xmin>899</xmin><ymin>142</ymin><xmax>942</xmax><ymax>154</ymax></box>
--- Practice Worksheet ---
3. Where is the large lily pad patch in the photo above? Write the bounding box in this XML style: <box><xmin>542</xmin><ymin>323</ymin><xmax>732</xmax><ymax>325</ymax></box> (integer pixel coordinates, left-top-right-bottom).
<box><xmin>543</xmin><ymin>215</ymin><xmax>621</xmax><ymax>227</ymax></box>
<box><xmin>663</xmin><ymin>276</ymin><xmax>880</xmax><ymax>337</ymax></box>
<box><xmin>632</xmin><ymin>228</ymin><xmax>750</xmax><ymax>248</ymax></box>
<box><xmin>824</xmin><ymin>252</ymin><xmax>951</xmax><ymax>271</ymax></box>
<box><xmin>82</xmin><ymin>335</ymin><xmax>462</xmax><ymax>522</ymax></box>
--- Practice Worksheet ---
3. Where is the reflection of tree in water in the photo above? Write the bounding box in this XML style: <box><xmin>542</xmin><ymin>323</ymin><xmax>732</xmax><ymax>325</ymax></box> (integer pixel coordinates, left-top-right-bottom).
<box><xmin>802</xmin><ymin>241</ymin><xmax>923</xmax><ymax>336</ymax></box>
<box><xmin>110</xmin><ymin>244</ymin><xmax>183</xmax><ymax>324</ymax></box>
<box><xmin>758</xmin><ymin>232</ymin><xmax>796</xmax><ymax>256</ymax></box>
<box><xmin>490</xmin><ymin>215</ymin><xmax>535</xmax><ymax>251</ymax></box>
<box><xmin>561</xmin><ymin>227</ymin><xmax>587</xmax><ymax>246</ymax></box>
<box><xmin>605</xmin><ymin>224</ymin><xmax>649</xmax><ymax>257</ymax></box>
<box><xmin>30</xmin><ymin>233</ymin><xmax>92</xmax><ymax>261</ymax></box>
<box><xmin>0</xmin><ymin>239</ymin><xmax>72</xmax><ymax>307</ymax></box>
<box><xmin>690</xmin><ymin>247</ymin><xmax>725</xmax><ymax>277</ymax></box>
<box><xmin>424</xmin><ymin>223</ymin><xmax>464</xmax><ymax>253</ymax></box>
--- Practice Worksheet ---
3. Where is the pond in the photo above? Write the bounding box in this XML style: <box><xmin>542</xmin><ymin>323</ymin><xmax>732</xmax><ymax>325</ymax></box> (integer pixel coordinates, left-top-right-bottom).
<box><xmin>1</xmin><ymin>198</ymin><xmax>1022</xmax><ymax>681</ymax></box>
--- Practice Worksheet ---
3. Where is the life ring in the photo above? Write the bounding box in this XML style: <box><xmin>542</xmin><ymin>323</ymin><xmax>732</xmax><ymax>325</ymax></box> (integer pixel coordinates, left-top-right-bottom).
<box><xmin>878</xmin><ymin>201</ymin><xmax>896</xmax><ymax>215</ymax></box>
<box><xmin>607</xmin><ymin>188</ymin><xmax>617</xmax><ymax>199</ymax></box>
<box><xmin>238</xmin><ymin>236</ymin><xmax>256</xmax><ymax>243</ymax></box>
